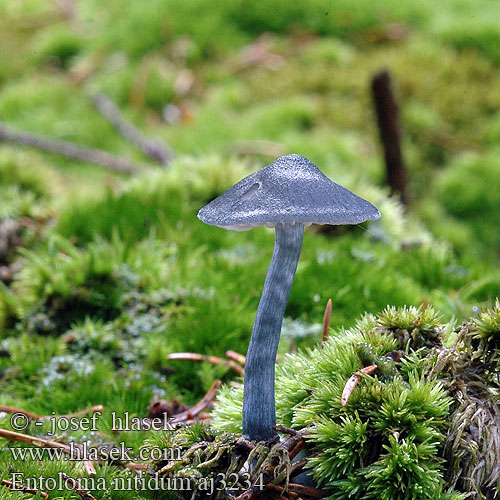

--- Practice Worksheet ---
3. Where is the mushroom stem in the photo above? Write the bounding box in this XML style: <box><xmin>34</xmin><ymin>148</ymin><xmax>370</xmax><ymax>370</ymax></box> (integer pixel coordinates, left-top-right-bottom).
<box><xmin>243</xmin><ymin>222</ymin><xmax>304</xmax><ymax>441</ymax></box>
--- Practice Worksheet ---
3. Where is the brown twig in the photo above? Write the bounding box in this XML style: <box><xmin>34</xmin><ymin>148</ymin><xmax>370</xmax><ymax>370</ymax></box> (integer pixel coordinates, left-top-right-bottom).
<box><xmin>91</xmin><ymin>93</ymin><xmax>173</xmax><ymax>166</ymax></box>
<box><xmin>0</xmin><ymin>406</ymin><xmax>40</xmax><ymax>420</ymax></box>
<box><xmin>171</xmin><ymin>380</ymin><xmax>223</xmax><ymax>423</ymax></box>
<box><xmin>123</xmin><ymin>462</ymin><xmax>148</xmax><ymax>471</ymax></box>
<box><xmin>57</xmin><ymin>405</ymin><xmax>104</xmax><ymax>420</ymax></box>
<box><xmin>0</xmin><ymin>404</ymin><xmax>103</xmax><ymax>421</ymax></box>
<box><xmin>288</xmin><ymin>484</ymin><xmax>328</xmax><ymax>498</ymax></box>
<box><xmin>1</xmin><ymin>479</ymin><xmax>48</xmax><ymax>498</ymax></box>
<box><xmin>167</xmin><ymin>352</ymin><xmax>245</xmax><ymax>376</ymax></box>
<box><xmin>288</xmin><ymin>439</ymin><xmax>306</xmax><ymax>461</ymax></box>
<box><xmin>226</xmin><ymin>350</ymin><xmax>246</xmax><ymax>366</ymax></box>
<box><xmin>266</xmin><ymin>483</ymin><xmax>299</xmax><ymax>498</ymax></box>
<box><xmin>321</xmin><ymin>299</ymin><xmax>332</xmax><ymax>347</ymax></box>
<box><xmin>0</xmin><ymin>428</ymin><xmax>73</xmax><ymax>452</ymax></box>
<box><xmin>0</xmin><ymin>121</ymin><xmax>140</xmax><ymax>174</ymax></box>
<box><xmin>272</xmin><ymin>425</ymin><xmax>300</xmax><ymax>436</ymax></box>
<box><xmin>371</xmin><ymin>70</ymin><xmax>408</xmax><ymax>206</ymax></box>
<box><xmin>341</xmin><ymin>364</ymin><xmax>378</xmax><ymax>406</ymax></box>
<box><xmin>289</xmin><ymin>458</ymin><xmax>308</xmax><ymax>478</ymax></box>
<box><xmin>61</xmin><ymin>473</ymin><xmax>98</xmax><ymax>500</ymax></box>
<box><xmin>84</xmin><ymin>460</ymin><xmax>96</xmax><ymax>476</ymax></box>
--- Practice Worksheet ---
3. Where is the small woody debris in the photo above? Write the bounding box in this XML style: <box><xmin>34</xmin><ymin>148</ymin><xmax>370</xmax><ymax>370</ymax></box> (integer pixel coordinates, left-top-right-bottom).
<box><xmin>166</xmin><ymin>352</ymin><xmax>244</xmax><ymax>375</ymax></box>
<box><xmin>1</xmin><ymin>479</ymin><xmax>48</xmax><ymax>498</ymax></box>
<box><xmin>0</xmin><ymin>404</ymin><xmax>103</xmax><ymax>421</ymax></box>
<box><xmin>321</xmin><ymin>299</ymin><xmax>332</xmax><ymax>347</ymax></box>
<box><xmin>226</xmin><ymin>350</ymin><xmax>246</xmax><ymax>366</ymax></box>
<box><xmin>341</xmin><ymin>365</ymin><xmax>378</xmax><ymax>406</ymax></box>
<box><xmin>61</xmin><ymin>472</ymin><xmax>98</xmax><ymax>500</ymax></box>
<box><xmin>171</xmin><ymin>380</ymin><xmax>222</xmax><ymax>423</ymax></box>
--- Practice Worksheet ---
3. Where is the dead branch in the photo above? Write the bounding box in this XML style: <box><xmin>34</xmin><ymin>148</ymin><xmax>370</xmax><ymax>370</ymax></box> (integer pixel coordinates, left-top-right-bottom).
<box><xmin>61</xmin><ymin>473</ymin><xmax>98</xmax><ymax>500</ymax></box>
<box><xmin>0</xmin><ymin>122</ymin><xmax>140</xmax><ymax>174</ymax></box>
<box><xmin>321</xmin><ymin>299</ymin><xmax>332</xmax><ymax>347</ymax></box>
<box><xmin>167</xmin><ymin>352</ymin><xmax>245</xmax><ymax>375</ymax></box>
<box><xmin>91</xmin><ymin>92</ymin><xmax>173</xmax><ymax>166</ymax></box>
<box><xmin>341</xmin><ymin>364</ymin><xmax>378</xmax><ymax>406</ymax></box>
<box><xmin>172</xmin><ymin>380</ymin><xmax>222</xmax><ymax>423</ymax></box>
<box><xmin>1</xmin><ymin>479</ymin><xmax>49</xmax><ymax>498</ymax></box>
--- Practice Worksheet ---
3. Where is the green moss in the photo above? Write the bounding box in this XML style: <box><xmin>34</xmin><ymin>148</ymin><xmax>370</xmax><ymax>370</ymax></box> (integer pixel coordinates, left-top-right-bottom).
<box><xmin>435</xmin><ymin>151</ymin><xmax>500</xmax><ymax>257</ymax></box>
<box><xmin>212</xmin><ymin>305</ymin><xmax>500</xmax><ymax>499</ymax></box>
<box><xmin>11</xmin><ymin>234</ymin><xmax>174</xmax><ymax>334</ymax></box>
<box><xmin>30</xmin><ymin>23</ymin><xmax>85</xmax><ymax>69</ymax></box>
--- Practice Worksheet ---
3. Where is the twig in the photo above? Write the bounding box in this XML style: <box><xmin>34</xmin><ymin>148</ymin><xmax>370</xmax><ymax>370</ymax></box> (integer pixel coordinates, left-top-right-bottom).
<box><xmin>61</xmin><ymin>473</ymin><xmax>98</xmax><ymax>500</ymax></box>
<box><xmin>1</xmin><ymin>479</ymin><xmax>48</xmax><ymax>498</ymax></box>
<box><xmin>0</xmin><ymin>406</ymin><xmax>40</xmax><ymax>420</ymax></box>
<box><xmin>226</xmin><ymin>350</ymin><xmax>246</xmax><ymax>366</ymax></box>
<box><xmin>123</xmin><ymin>462</ymin><xmax>148</xmax><ymax>471</ymax></box>
<box><xmin>57</xmin><ymin>405</ymin><xmax>104</xmax><ymax>420</ymax></box>
<box><xmin>0</xmin><ymin>428</ymin><xmax>72</xmax><ymax>453</ymax></box>
<box><xmin>0</xmin><ymin>122</ymin><xmax>140</xmax><ymax>174</ymax></box>
<box><xmin>341</xmin><ymin>365</ymin><xmax>378</xmax><ymax>406</ymax></box>
<box><xmin>273</xmin><ymin>425</ymin><xmax>298</xmax><ymax>435</ymax></box>
<box><xmin>0</xmin><ymin>404</ymin><xmax>103</xmax><ymax>421</ymax></box>
<box><xmin>287</xmin><ymin>484</ymin><xmax>328</xmax><ymax>498</ymax></box>
<box><xmin>91</xmin><ymin>93</ymin><xmax>173</xmax><ymax>166</ymax></box>
<box><xmin>289</xmin><ymin>458</ymin><xmax>308</xmax><ymax>478</ymax></box>
<box><xmin>171</xmin><ymin>380</ymin><xmax>223</xmax><ymax>423</ymax></box>
<box><xmin>288</xmin><ymin>439</ymin><xmax>306</xmax><ymax>460</ymax></box>
<box><xmin>266</xmin><ymin>483</ymin><xmax>299</xmax><ymax>498</ymax></box>
<box><xmin>84</xmin><ymin>460</ymin><xmax>96</xmax><ymax>476</ymax></box>
<box><xmin>371</xmin><ymin>70</ymin><xmax>408</xmax><ymax>206</ymax></box>
<box><xmin>321</xmin><ymin>299</ymin><xmax>332</xmax><ymax>347</ymax></box>
<box><xmin>167</xmin><ymin>352</ymin><xmax>245</xmax><ymax>376</ymax></box>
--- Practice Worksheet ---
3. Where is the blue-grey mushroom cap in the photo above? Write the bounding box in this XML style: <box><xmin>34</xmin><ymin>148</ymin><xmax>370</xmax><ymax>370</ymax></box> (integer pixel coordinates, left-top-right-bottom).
<box><xmin>198</xmin><ymin>154</ymin><xmax>381</xmax><ymax>231</ymax></box>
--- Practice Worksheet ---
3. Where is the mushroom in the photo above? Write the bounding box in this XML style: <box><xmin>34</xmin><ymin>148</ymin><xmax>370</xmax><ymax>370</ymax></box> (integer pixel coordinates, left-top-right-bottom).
<box><xmin>198</xmin><ymin>154</ymin><xmax>380</xmax><ymax>441</ymax></box>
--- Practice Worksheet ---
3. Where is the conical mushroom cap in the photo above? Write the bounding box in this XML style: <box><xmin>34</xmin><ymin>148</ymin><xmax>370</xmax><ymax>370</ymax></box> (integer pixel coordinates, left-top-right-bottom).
<box><xmin>198</xmin><ymin>154</ymin><xmax>380</xmax><ymax>231</ymax></box>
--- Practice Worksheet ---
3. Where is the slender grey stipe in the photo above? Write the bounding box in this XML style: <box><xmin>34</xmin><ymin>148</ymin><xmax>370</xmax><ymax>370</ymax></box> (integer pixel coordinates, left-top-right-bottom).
<box><xmin>197</xmin><ymin>153</ymin><xmax>381</xmax><ymax>442</ymax></box>
<box><xmin>242</xmin><ymin>222</ymin><xmax>304</xmax><ymax>441</ymax></box>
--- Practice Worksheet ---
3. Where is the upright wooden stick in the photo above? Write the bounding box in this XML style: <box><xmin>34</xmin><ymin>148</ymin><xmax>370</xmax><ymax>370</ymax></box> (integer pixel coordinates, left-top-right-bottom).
<box><xmin>371</xmin><ymin>70</ymin><xmax>408</xmax><ymax>206</ymax></box>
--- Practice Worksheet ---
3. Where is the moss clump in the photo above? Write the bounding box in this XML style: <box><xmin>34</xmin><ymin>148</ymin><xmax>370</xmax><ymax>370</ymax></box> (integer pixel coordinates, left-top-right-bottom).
<box><xmin>429</xmin><ymin>301</ymin><xmax>500</xmax><ymax>499</ymax></box>
<box><xmin>213</xmin><ymin>306</ymin><xmax>455</xmax><ymax>499</ymax></box>
<box><xmin>211</xmin><ymin>304</ymin><xmax>500</xmax><ymax>499</ymax></box>
<box><xmin>434</xmin><ymin>152</ymin><xmax>500</xmax><ymax>257</ymax></box>
<box><xmin>9</xmin><ymin>234</ymin><xmax>174</xmax><ymax>334</ymax></box>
